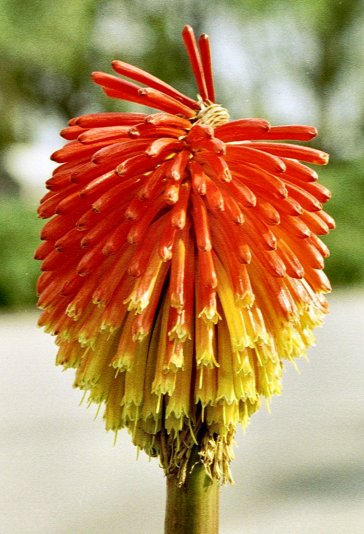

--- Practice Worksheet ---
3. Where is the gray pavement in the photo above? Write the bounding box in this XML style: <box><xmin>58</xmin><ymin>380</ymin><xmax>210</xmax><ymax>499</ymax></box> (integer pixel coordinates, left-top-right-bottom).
<box><xmin>0</xmin><ymin>290</ymin><xmax>363</xmax><ymax>533</ymax></box>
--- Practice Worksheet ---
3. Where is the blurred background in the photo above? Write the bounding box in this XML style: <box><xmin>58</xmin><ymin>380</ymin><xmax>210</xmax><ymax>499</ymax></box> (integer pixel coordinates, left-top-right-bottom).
<box><xmin>0</xmin><ymin>0</ymin><xmax>363</xmax><ymax>533</ymax></box>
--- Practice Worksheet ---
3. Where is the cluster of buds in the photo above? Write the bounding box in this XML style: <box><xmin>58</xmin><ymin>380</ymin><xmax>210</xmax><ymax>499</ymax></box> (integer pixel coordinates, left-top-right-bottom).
<box><xmin>36</xmin><ymin>26</ymin><xmax>333</xmax><ymax>484</ymax></box>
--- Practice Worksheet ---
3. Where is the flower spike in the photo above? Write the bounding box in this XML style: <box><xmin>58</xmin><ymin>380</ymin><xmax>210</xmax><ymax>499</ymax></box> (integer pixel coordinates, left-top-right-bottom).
<box><xmin>36</xmin><ymin>25</ymin><xmax>333</xmax><ymax>485</ymax></box>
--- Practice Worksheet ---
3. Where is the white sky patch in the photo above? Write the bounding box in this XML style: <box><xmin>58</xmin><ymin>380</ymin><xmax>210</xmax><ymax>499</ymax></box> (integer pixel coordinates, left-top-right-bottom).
<box><xmin>208</xmin><ymin>13</ymin><xmax>320</xmax><ymax>125</ymax></box>
<box><xmin>261</xmin><ymin>79</ymin><xmax>318</xmax><ymax>124</ymax></box>
<box><xmin>93</xmin><ymin>6</ymin><xmax>153</xmax><ymax>58</ymax></box>
<box><xmin>4</xmin><ymin>121</ymin><xmax>61</xmax><ymax>200</ymax></box>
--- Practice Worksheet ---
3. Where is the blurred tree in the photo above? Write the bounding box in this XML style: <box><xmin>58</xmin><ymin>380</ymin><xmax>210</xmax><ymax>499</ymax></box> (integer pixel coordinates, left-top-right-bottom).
<box><xmin>223</xmin><ymin>0</ymin><xmax>364</xmax><ymax>156</ymax></box>
<box><xmin>0</xmin><ymin>0</ymin><xmax>98</xmax><ymax>195</ymax></box>
<box><xmin>0</xmin><ymin>0</ymin><xmax>362</xmax><ymax>308</ymax></box>
<box><xmin>0</xmin><ymin>0</ymin><xmax>211</xmax><ymax>192</ymax></box>
<box><xmin>1</xmin><ymin>0</ymin><xmax>363</xmax><ymax>162</ymax></box>
<box><xmin>297</xmin><ymin>0</ymin><xmax>363</xmax><ymax>152</ymax></box>
<box><xmin>0</xmin><ymin>0</ymin><xmax>97</xmax><ymax>118</ymax></box>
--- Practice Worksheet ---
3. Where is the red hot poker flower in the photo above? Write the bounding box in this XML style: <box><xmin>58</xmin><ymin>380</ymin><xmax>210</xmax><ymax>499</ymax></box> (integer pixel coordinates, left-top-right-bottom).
<box><xmin>36</xmin><ymin>25</ymin><xmax>334</xmax><ymax>484</ymax></box>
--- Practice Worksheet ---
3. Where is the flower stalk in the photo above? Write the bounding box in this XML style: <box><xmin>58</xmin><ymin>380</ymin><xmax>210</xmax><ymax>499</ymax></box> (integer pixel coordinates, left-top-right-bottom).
<box><xmin>165</xmin><ymin>447</ymin><xmax>219</xmax><ymax>534</ymax></box>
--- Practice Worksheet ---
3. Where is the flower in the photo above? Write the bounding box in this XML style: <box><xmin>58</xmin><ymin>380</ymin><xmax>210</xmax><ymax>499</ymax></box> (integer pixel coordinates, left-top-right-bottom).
<box><xmin>36</xmin><ymin>25</ymin><xmax>334</xmax><ymax>484</ymax></box>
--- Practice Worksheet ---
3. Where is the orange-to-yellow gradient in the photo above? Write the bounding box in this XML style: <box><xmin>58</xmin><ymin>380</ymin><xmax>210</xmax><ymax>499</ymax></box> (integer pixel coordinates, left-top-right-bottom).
<box><xmin>36</xmin><ymin>25</ymin><xmax>334</xmax><ymax>484</ymax></box>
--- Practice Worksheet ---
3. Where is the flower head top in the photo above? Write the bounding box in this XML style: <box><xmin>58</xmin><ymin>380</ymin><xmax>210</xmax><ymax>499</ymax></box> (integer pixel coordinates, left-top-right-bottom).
<box><xmin>36</xmin><ymin>25</ymin><xmax>334</xmax><ymax>484</ymax></box>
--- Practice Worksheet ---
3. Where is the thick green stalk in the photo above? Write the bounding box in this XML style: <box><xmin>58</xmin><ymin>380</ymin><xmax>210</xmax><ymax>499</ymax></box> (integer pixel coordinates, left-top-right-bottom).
<box><xmin>164</xmin><ymin>457</ymin><xmax>219</xmax><ymax>534</ymax></box>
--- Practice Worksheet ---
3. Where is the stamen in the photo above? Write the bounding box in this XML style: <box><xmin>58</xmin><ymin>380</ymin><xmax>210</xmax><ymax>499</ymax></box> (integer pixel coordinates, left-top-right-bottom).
<box><xmin>196</xmin><ymin>100</ymin><xmax>230</xmax><ymax>128</ymax></box>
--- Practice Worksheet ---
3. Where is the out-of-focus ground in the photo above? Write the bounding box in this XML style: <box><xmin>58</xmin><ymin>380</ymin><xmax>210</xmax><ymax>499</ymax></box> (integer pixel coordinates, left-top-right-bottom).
<box><xmin>0</xmin><ymin>290</ymin><xmax>363</xmax><ymax>534</ymax></box>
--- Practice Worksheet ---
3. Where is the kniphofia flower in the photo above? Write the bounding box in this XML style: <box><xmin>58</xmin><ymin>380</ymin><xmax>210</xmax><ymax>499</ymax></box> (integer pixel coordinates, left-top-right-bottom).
<box><xmin>36</xmin><ymin>25</ymin><xmax>334</xmax><ymax>485</ymax></box>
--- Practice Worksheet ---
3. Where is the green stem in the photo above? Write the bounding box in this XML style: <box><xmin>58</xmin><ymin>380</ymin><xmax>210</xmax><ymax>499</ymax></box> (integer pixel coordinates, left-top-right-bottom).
<box><xmin>164</xmin><ymin>454</ymin><xmax>219</xmax><ymax>534</ymax></box>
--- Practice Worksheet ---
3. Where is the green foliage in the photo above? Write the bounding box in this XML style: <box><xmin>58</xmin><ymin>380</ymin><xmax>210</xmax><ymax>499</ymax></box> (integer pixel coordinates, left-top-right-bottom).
<box><xmin>0</xmin><ymin>0</ymin><xmax>96</xmax><ymax>72</ymax></box>
<box><xmin>319</xmin><ymin>161</ymin><xmax>364</xmax><ymax>287</ymax></box>
<box><xmin>0</xmin><ymin>199</ymin><xmax>42</xmax><ymax>308</ymax></box>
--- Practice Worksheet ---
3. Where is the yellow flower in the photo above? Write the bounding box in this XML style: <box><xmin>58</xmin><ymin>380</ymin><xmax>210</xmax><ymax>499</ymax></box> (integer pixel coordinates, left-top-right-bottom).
<box><xmin>35</xmin><ymin>25</ymin><xmax>334</xmax><ymax>484</ymax></box>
